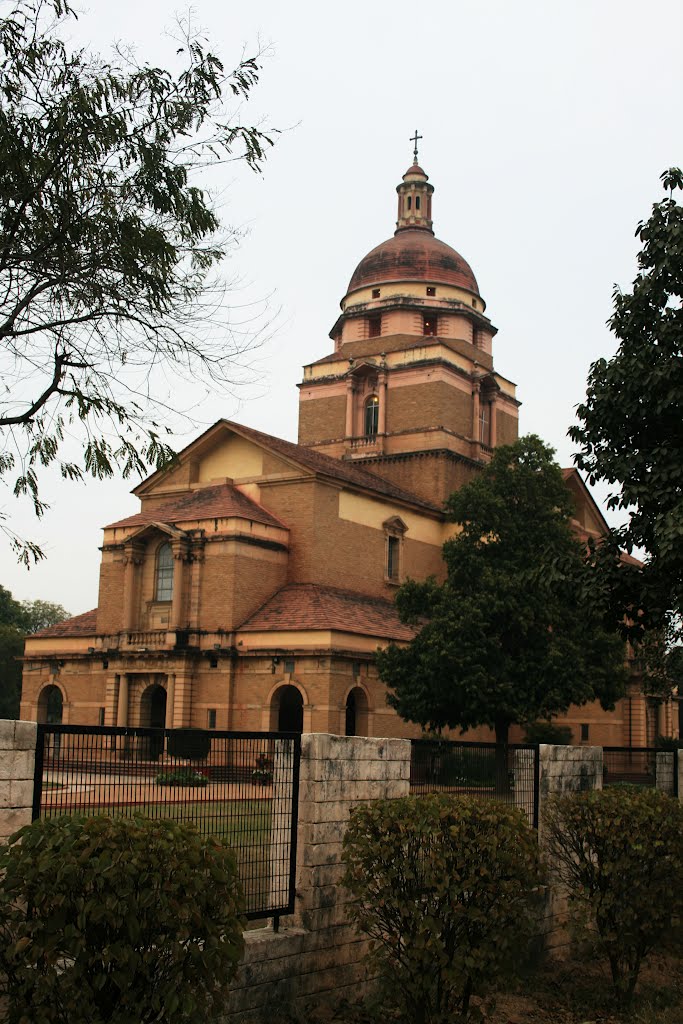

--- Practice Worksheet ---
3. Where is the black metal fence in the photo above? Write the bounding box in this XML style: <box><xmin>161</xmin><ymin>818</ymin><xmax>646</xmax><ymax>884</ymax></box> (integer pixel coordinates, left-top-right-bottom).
<box><xmin>602</xmin><ymin>746</ymin><xmax>679</xmax><ymax>798</ymax></box>
<box><xmin>32</xmin><ymin>725</ymin><xmax>301</xmax><ymax>922</ymax></box>
<box><xmin>410</xmin><ymin>739</ymin><xmax>540</xmax><ymax>828</ymax></box>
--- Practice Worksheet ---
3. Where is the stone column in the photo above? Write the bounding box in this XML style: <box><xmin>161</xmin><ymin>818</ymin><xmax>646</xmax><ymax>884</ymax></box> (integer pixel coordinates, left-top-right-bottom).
<box><xmin>122</xmin><ymin>545</ymin><xmax>143</xmax><ymax>632</ymax></box>
<box><xmin>172</xmin><ymin>672</ymin><xmax>192</xmax><ymax>728</ymax></box>
<box><xmin>0</xmin><ymin>721</ymin><xmax>37</xmax><ymax>841</ymax></box>
<box><xmin>377</xmin><ymin>369</ymin><xmax>387</xmax><ymax>435</ymax></box>
<box><xmin>170</xmin><ymin>543</ymin><xmax>187</xmax><ymax>630</ymax></box>
<box><xmin>489</xmin><ymin>397</ymin><xmax>497</xmax><ymax>447</ymax></box>
<box><xmin>116</xmin><ymin>674</ymin><xmax>129</xmax><ymax>728</ymax></box>
<box><xmin>165</xmin><ymin>674</ymin><xmax>176</xmax><ymax>731</ymax></box>
<box><xmin>344</xmin><ymin>378</ymin><xmax>355</xmax><ymax>439</ymax></box>
<box><xmin>658</xmin><ymin>700</ymin><xmax>668</xmax><ymax>740</ymax></box>
<box><xmin>471</xmin><ymin>381</ymin><xmax>481</xmax><ymax>445</ymax></box>
<box><xmin>105</xmin><ymin>674</ymin><xmax>120</xmax><ymax>728</ymax></box>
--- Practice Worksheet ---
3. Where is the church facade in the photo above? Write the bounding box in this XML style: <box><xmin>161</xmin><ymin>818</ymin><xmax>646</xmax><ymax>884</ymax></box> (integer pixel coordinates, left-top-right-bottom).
<box><xmin>20</xmin><ymin>159</ymin><xmax>673</xmax><ymax>747</ymax></box>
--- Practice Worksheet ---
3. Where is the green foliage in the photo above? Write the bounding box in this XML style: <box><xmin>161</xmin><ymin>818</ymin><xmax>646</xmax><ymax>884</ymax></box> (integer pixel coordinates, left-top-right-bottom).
<box><xmin>545</xmin><ymin>787</ymin><xmax>683</xmax><ymax>1008</ymax></box>
<box><xmin>0</xmin><ymin>623</ymin><xmax>22</xmax><ymax>718</ymax></box>
<box><xmin>342</xmin><ymin>794</ymin><xmax>542</xmax><ymax>1023</ymax></box>
<box><xmin>523</xmin><ymin>721</ymin><xmax>573</xmax><ymax>745</ymax></box>
<box><xmin>166</xmin><ymin>727</ymin><xmax>211</xmax><ymax>761</ymax></box>
<box><xmin>570</xmin><ymin>169</ymin><xmax>683</xmax><ymax>635</ymax></box>
<box><xmin>0</xmin><ymin>1</ymin><xmax>276</xmax><ymax>564</ymax></box>
<box><xmin>18</xmin><ymin>600</ymin><xmax>70</xmax><ymax>634</ymax></box>
<box><xmin>378</xmin><ymin>436</ymin><xmax>627</xmax><ymax>744</ymax></box>
<box><xmin>156</xmin><ymin>768</ymin><xmax>209</xmax><ymax>786</ymax></box>
<box><xmin>0</xmin><ymin>814</ymin><xmax>245</xmax><ymax>1023</ymax></box>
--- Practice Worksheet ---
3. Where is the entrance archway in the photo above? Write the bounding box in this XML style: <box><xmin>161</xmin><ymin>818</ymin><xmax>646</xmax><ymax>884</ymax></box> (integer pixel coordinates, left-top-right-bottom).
<box><xmin>272</xmin><ymin>685</ymin><xmax>304</xmax><ymax>733</ymax></box>
<box><xmin>139</xmin><ymin>683</ymin><xmax>167</xmax><ymax>760</ymax></box>
<box><xmin>37</xmin><ymin>684</ymin><xmax>63</xmax><ymax>725</ymax></box>
<box><xmin>345</xmin><ymin>687</ymin><xmax>369</xmax><ymax>737</ymax></box>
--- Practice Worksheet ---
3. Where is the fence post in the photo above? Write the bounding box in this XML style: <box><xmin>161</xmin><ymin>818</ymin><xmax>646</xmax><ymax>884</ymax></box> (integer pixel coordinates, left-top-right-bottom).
<box><xmin>676</xmin><ymin>747</ymin><xmax>682</xmax><ymax>802</ymax></box>
<box><xmin>0</xmin><ymin>720</ymin><xmax>37</xmax><ymax>842</ymax></box>
<box><xmin>656</xmin><ymin>751</ymin><xmax>675</xmax><ymax>795</ymax></box>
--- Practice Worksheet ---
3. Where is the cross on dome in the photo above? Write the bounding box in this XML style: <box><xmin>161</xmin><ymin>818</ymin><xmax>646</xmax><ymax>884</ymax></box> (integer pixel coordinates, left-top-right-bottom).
<box><xmin>410</xmin><ymin>129</ymin><xmax>423</xmax><ymax>164</ymax></box>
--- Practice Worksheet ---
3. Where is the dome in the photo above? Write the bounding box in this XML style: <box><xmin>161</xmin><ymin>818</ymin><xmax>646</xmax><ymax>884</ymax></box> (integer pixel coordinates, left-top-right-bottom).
<box><xmin>347</xmin><ymin>229</ymin><xmax>479</xmax><ymax>295</ymax></box>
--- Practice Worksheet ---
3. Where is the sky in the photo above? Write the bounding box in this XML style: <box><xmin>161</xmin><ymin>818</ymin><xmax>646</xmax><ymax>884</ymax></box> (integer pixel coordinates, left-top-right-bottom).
<box><xmin>3</xmin><ymin>0</ymin><xmax>682</xmax><ymax>613</ymax></box>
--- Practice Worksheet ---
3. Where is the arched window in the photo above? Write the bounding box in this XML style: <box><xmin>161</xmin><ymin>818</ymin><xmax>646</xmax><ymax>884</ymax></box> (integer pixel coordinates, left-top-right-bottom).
<box><xmin>364</xmin><ymin>395</ymin><xmax>379</xmax><ymax>437</ymax></box>
<box><xmin>415</xmin><ymin>195</ymin><xmax>421</xmax><ymax>210</ymax></box>
<box><xmin>407</xmin><ymin>195</ymin><xmax>412</xmax><ymax>210</ymax></box>
<box><xmin>155</xmin><ymin>543</ymin><xmax>174</xmax><ymax>602</ymax></box>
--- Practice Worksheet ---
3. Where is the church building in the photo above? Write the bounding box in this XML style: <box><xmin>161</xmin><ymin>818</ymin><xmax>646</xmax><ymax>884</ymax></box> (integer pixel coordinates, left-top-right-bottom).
<box><xmin>20</xmin><ymin>156</ymin><xmax>671</xmax><ymax>747</ymax></box>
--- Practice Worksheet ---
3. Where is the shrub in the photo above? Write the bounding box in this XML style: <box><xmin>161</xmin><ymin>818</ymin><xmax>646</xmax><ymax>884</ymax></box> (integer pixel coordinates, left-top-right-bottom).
<box><xmin>342</xmin><ymin>794</ymin><xmax>542</xmax><ymax>1024</ymax></box>
<box><xmin>0</xmin><ymin>815</ymin><xmax>245</xmax><ymax>1024</ymax></box>
<box><xmin>156</xmin><ymin>768</ymin><xmax>209</xmax><ymax>786</ymax></box>
<box><xmin>545</xmin><ymin>787</ymin><xmax>683</xmax><ymax>1008</ymax></box>
<box><xmin>523</xmin><ymin>720</ymin><xmax>573</xmax><ymax>745</ymax></box>
<box><xmin>166</xmin><ymin>727</ymin><xmax>211</xmax><ymax>760</ymax></box>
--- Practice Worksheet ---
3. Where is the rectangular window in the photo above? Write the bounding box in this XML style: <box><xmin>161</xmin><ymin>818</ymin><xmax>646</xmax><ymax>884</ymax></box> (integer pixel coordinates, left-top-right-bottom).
<box><xmin>368</xmin><ymin>315</ymin><xmax>381</xmax><ymax>338</ymax></box>
<box><xmin>423</xmin><ymin>314</ymin><xmax>437</xmax><ymax>336</ymax></box>
<box><xmin>352</xmin><ymin>661</ymin><xmax>361</xmax><ymax>677</ymax></box>
<box><xmin>580</xmin><ymin>723</ymin><xmax>589</xmax><ymax>742</ymax></box>
<box><xmin>284</xmin><ymin>657</ymin><xmax>295</xmax><ymax>675</ymax></box>
<box><xmin>372</xmin><ymin>288</ymin><xmax>380</xmax><ymax>298</ymax></box>
<box><xmin>98</xmin><ymin>707</ymin><xmax>105</xmax><ymax>727</ymax></box>
<box><xmin>387</xmin><ymin>536</ymin><xmax>400</xmax><ymax>580</ymax></box>
<box><xmin>208</xmin><ymin>709</ymin><xmax>217</xmax><ymax>729</ymax></box>
<box><xmin>426</xmin><ymin>286</ymin><xmax>436</xmax><ymax>297</ymax></box>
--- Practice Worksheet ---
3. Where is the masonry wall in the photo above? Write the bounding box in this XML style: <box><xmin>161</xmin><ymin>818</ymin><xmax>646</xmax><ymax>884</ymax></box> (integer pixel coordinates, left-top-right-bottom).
<box><xmin>0</xmin><ymin>720</ymin><xmax>35</xmax><ymax>842</ymax></box>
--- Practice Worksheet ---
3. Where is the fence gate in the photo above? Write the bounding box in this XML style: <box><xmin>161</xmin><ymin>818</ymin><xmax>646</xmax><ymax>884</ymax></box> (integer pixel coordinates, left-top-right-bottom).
<box><xmin>602</xmin><ymin>746</ymin><xmax>679</xmax><ymax>797</ymax></box>
<box><xmin>33</xmin><ymin>725</ymin><xmax>301</xmax><ymax>923</ymax></box>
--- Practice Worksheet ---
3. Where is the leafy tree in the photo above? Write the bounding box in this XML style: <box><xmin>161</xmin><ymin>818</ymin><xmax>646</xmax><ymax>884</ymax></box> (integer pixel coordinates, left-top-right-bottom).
<box><xmin>0</xmin><ymin>0</ymin><xmax>275</xmax><ymax>565</ymax></box>
<box><xmin>18</xmin><ymin>599</ymin><xmax>69</xmax><ymax>634</ymax></box>
<box><xmin>0</xmin><ymin>586</ymin><xmax>69</xmax><ymax>717</ymax></box>
<box><xmin>570</xmin><ymin>168</ymin><xmax>683</xmax><ymax>634</ymax></box>
<box><xmin>377</xmin><ymin>436</ymin><xmax>627</xmax><ymax>747</ymax></box>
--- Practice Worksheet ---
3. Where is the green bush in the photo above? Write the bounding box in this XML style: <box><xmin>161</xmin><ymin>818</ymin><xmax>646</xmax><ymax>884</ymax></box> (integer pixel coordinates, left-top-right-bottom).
<box><xmin>166</xmin><ymin>727</ymin><xmax>211</xmax><ymax>760</ymax></box>
<box><xmin>523</xmin><ymin>720</ymin><xmax>573</xmax><ymax>745</ymax></box>
<box><xmin>342</xmin><ymin>794</ymin><xmax>542</xmax><ymax>1024</ymax></box>
<box><xmin>0</xmin><ymin>815</ymin><xmax>245</xmax><ymax>1024</ymax></box>
<box><xmin>545</xmin><ymin>787</ymin><xmax>683</xmax><ymax>1008</ymax></box>
<box><xmin>656</xmin><ymin>735</ymin><xmax>683</xmax><ymax>750</ymax></box>
<box><xmin>156</xmin><ymin>768</ymin><xmax>209</xmax><ymax>786</ymax></box>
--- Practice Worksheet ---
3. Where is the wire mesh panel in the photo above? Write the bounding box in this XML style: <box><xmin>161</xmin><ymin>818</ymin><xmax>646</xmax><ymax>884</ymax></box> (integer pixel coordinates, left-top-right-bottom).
<box><xmin>410</xmin><ymin>740</ymin><xmax>539</xmax><ymax>827</ymax></box>
<box><xmin>33</xmin><ymin>725</ymin><xmax>300</xmax><ymax>920</ymax></box>
<box><xmin>602</xmin><ymin>746</ymin><xmax>677</xmax><ymax>796</ymax></box>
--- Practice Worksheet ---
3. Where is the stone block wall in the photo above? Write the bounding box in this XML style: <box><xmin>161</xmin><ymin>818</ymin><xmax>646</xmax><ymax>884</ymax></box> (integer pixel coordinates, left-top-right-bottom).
<box><xmin>0</xmin><ymin>720</ymin><xmax>36</xmax><ymax>842</ymax></box>
<box><xmin>222</xmin><ymin>733</ymin><xmax>411</xmax><ymax>1021</ymax></box>
<box><xmin>656</xmin><ymin>751</ymin><xmax>675</xmax><ymax>794</ymax></box>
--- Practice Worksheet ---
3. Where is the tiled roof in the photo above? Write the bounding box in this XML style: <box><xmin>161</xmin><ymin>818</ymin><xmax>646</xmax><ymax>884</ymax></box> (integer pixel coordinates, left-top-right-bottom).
<box><xmin>106</xmin><ymin>483</ymin><xmax>286</xmax><ymax>531</ymax></box>
<box><xmin>226</xmin><ymin>422</ymin><xmax>441</xmax><ymax>512</ymax></box>
<box><xmin>238</xmin><ymin>583</ymin><xmax>415</xmax><ymax>642</ymax></box>
<box><xmin>32</xmin><ymin>609</ymin><xmax>98</xmax><ymax>638</ymax></box>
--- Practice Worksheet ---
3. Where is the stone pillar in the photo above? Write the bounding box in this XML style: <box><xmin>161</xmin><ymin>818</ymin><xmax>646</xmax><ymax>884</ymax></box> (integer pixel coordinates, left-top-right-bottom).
<box><xmin>377</xmin><ymin>369</ymin><xmax>387</xmax><ymax>435</ymax></box>
<box><xmin>293</xmin><ymin>734</ymin><xmax>411</xmax><ymax>932</ymax></box>
<box><xmin>116</xmin><ymin>674</ymin><xmax>129</xmax><ymax>728</ymax></box>
<box><xmin>122</xmin><ymin>545</ymin><xmax>142</xmax><ymax>631</ymax></box>
<box><xmin>471</xmin><ymin>382</ymin><xmax>480</xmax><ymax>444</ymax></box>
<box><xmin>656</xmin><ymin>751</ymin><xmax>675</xmax><ymax>794</ymax></box>
<box><xmin>344</xmin><ymin>379</ymin><xmax>355</xmax><ymax>439</ymax></box>
<box><xmin>489</xmin><ymin>397</ymin><xmax>497</xmax><ymax>447</ymax></box>
<box><xmin>172</xmin><ymin>672</ymin><xmax>192</xmax><ymax>728</ymax></box>
<box><xmin>105</xmin><ymin>674</ymin><xmax>120</xmax><ymax>728</ymax></box>
<box><xmin>0</xmin><ymin>721</ymin><xmax>37</xmax><ymax>842</ymax></box>
<box><xmin>170</xmin><ymin>544</ymin><xmax>187</xmax><ymax>630</ymax></box>
<box><xmin>165</xmin><ymin>674</ymin><xmax>176</xmax><ymax>731</ymax></box>
<box><xmin>658</xmin><ymin>700</ymin><xmax>668</xmax><ymax>740</ymax></box>
<box><xmin>678</xmin><ymin>749</ymin><xmax>683</xmax><ymax>804</ymax></box>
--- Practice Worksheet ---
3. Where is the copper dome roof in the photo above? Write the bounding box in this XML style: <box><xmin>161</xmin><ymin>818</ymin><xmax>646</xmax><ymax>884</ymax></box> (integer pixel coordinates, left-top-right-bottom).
<box><xmin>347</xmin><ymin>229</ymin><xmax>479</xmax><ymax>295</ymax></box>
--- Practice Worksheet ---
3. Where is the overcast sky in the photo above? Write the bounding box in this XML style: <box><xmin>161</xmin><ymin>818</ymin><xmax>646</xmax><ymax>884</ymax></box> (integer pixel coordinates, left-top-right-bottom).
<box><xmin>3</xmin><ymin>0</ymin><xmax>682</xmax><ymax>613</ymax></box>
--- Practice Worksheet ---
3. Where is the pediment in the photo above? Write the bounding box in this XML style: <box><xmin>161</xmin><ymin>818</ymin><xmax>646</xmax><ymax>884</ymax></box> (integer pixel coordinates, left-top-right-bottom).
<box><xmin>383</xmin><ymin>515</ymin><xmax>408</xmax><ymax>534</ymax></box>
<box><xmin>125</xmin><ymin>522</ymin><xmax>186</xmax><ymax>544</ymax></box>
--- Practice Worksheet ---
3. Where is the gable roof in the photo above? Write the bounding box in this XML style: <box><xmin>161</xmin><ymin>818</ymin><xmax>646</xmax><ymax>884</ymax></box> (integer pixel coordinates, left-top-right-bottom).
<box><xmin>105</xmin><ymin>482</ymin><xmax>286</xmax><ymax>531</ymax></box>
<box><xmin>562</xmin><ymin>467</ymin><xmax>610</xmax><ymax>535</ymax></box>
<box><xmin>31</xmin><ymin>609</ymin><xmax>98</xmax><ymax>639</ymax></box>
<box><xmin>238</xmin><ymin>583</ymin><xmax>416</xmax><ymax>642</ymax></box>
<box><xmin>134</xmin><ymin>420</ymin><xmax>441</xmax><ymax>514</ymax></box>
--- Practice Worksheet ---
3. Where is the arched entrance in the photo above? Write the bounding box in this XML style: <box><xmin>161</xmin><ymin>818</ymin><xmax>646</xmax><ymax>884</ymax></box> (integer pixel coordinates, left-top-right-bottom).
<box><xmin>37</xmin><ymin>684</ymin><xmax>63</xmax><ymax>725</ymax></box>
<box><xmin>345</xmin><ymin>687</ymin><xmax>369</xmax><ymax>737</ymax></box>
<box><xmin>272</xmin><ymin>685</ymin><xmax>304</xmax><ymax>733</ymax></box>
<box><xmin>139</xmin><ymin>683</ymin><xmax>167</xmax><ymax>760</ymax></box>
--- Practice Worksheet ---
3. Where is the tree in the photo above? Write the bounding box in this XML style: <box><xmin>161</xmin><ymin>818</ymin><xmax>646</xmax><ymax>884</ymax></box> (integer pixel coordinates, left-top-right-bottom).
<box><xmin>569</xmin><ymin>169</ymin><xmax>683</xmax><ymax>635</ymax></box>
<box><xmin>0</xmin><ymin>0</ymin><xmax>275</xmax><ymax>565</ymax></box>
<box><xmin>377</xmin><ymin>436</ymin><xmax>627</xmax><ymax>746</ymax></box>
<box><xmin>19</xmin><ymin>599</ymin><xmax>69</xmax><ymax>634</ymax></box>
<box><xmin>0</xmin><ymin>586</ymin><xmax>69</xmax><ymax>717</ymax></box>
